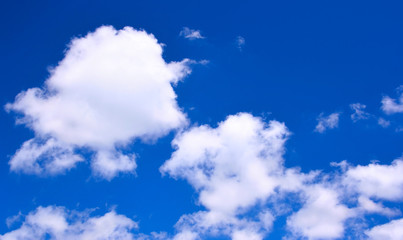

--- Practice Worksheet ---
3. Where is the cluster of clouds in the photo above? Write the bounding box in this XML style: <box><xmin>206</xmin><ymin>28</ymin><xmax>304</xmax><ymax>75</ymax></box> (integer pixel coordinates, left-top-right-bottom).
<box><xmin>314</xmin><ymin>87</ymin><xmax>403</xmax><ymax>133</ymax></box>
<box><xmin>3</xmin><ymin>113</ymin><xmax>403</xmax><ymax>239</ymax></box>
<box><xmin>4</xmin><ymin>26</ymin><xmax>403</xmax><ymax>239</ymax></box>
<box><xmin>1</xmin><ymin>206</ymin><xmax>138</xmax><ymax>240</ymax></box>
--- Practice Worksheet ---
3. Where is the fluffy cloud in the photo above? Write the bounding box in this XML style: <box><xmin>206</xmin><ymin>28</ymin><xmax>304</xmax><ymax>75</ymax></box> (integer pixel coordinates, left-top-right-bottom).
<box><xmin>287</xmin><ymin>185</ymin><xmax>352</xmax><ymax>240</ymax></box>
<box><xmin>357</xmin><ymin>196</ymin><xmax>399</xmax><ymax>217</ymax></box>
<box><xmin>285</xmin><ymin>158</ymin><xmax>403</xmax><ymax>239</ymax></box>
<box><xmin>6</xmin><ymin>26</ymin><xmax>190</xmax><ymax>179</ymax></box>
<box><xmin>381</xmin><ymin>86</ymin><xmax>403</xmax><ymax>114</ymax></box>
<box><xmin>179</xmin><ymin>27</ymin><xmax>205</xmax><ymax>40</ymax></box>
<box><xmin>160</xmin><ymin>113</ymin><xmax>403</xmax><ymax>239</ymax></box>
<box><xmin>0</xmin><ymin>206</ymin><xmax>137</xmax><ymax>240</ymax></box>
<box><xmin>350</xmin><ymin>103</ymin><xmax>371</xmax><ymax>122</ymax></box>
<box><xmin>314</xmin><ymin>112</ymin><xmax>340</xmax><ymax>133</ymax></box>
<box><xmin>366</xmin><ymin>218</ymin><xmax>403</xmax><ymax>240</ymax></box>
<box><xmin>3</xmin><ymin>112</ymin><xmax>403</xmax><ymax>239</ymax></box>
<box><xmin>161</xmin><ymin>113</ymin><xmax>316</xmax><ymax>239</ymax></box>
<box><xmin>161</xmin><ymin>113</ymin><xmax>290</xmax><ymax>213</ymax></box>
<box><xmin>8</xmin><ymin>138</ymin><xmax>83</xmax><ymax>175</ymax></box>
<box><xmin>343</xmin><ymin>158</ymin><xmax>403</xmax><ymax>201</ymax></box>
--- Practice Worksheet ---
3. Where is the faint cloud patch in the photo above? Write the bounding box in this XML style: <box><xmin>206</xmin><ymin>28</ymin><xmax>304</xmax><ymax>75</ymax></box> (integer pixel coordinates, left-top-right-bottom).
<box><xmin>179</xmin><ymin>27</ymin><xmax>205</xmax><ymax>40</ymax></box>
<box><xmin>235</xmin><ymin>36</ymin><xmax>245</xmax><ymax>51</ymax></box>
<box><xmin>315</xmin><ymin>112</ymin><xmax>340</xmax><ymax>133</ymax></box>
<box><xmin>350</xmin><ymin>103</ymin><xmax>371</xmax><ymax>122</ymax></box>
<box><xmin>378</xmin><ymin>118</ymin><xmax>390</xmax><ymax>128</ymax></box>
<box><xmin>198</xmin><ymin>59</ymin><xmax>209</xmax><ymax>65</ymax></box>
<box><xmin>6</xmin><ymin>212</ymin><xmax>23</xmax><ymax>228</ymax></box>
<box><xmin>395</xmin><ymin>127</ymin><xmax>403</xmax><ymax>132</ymax></box>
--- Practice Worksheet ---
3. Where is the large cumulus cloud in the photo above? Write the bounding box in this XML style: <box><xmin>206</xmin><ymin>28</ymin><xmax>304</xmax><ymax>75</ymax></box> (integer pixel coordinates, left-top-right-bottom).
<box><xmin>6</xmin><ymin>26</ymin><xmax>190</xmax><ymax>179</ymax></box>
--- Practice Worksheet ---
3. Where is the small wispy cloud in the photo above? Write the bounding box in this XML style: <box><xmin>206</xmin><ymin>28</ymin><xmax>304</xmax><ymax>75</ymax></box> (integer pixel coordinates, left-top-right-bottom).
<box><xmin>350</xmin><ymin>103</ymin><xmax>371</xmax><ymax>122</ymax></box>
<box><xmin>198</xmin><ymin>59</ymin><xmax>209</xmax><ymax>65</ymax></box>
<box><xmin>179</xmin><ymin>27</ymin><xmax>205</xmax><ymax>40</ymax></box>
<box><xmin>315</xmin><ymin>112</ymin><xmax>340</xmax><ymax>133</ymax></box>
<box><xmin>6</xmin><ymin>212</ymin><xmax>22</xmax><ymax>228</ymax></box>
<box><xmin>378</xmin><ymin>118</ymin><xmax>391</xmax><ymax>128</ymax></box>
<box><xmin>235</xmin><ymin>36</ymin><xmax>245</xmax><ymax>51</ymax></box>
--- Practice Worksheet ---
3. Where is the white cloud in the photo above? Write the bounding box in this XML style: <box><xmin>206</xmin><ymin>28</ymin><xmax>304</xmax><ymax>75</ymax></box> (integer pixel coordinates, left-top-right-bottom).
<box><xmin>8</xmin><ymin>138</ymin><xmax>83</xmax><ymax>175</ymax></box>
<box><xmin>350</xmin><ymin>103</ymin><xmax>371</xmax><ymax>122</ymax></box>
<box><xmin>287</xmin><ymin>185</ymin><xmax>352</xmax><ymax>240</ymax></box>
<box><xmin>366</xmin><ymin>218</ymin><xmax>403</xmax><ymax>240</ymax></box>
<box><xmin>357</xmin><ymin>196</ymin><xmax>400</xmax><ymax>217</ymax></box>
<box><xmin>161</xmin><ymin>113</ymin><xmax>290</xmax><ymax>214</ymax></box>
<box><xmin>136</xmin><ymin>232</ymin><xmax>169</xmax><ymax>240</ymax></box>
<box><xmin>160</xmin><ymin>113</ymin><xmax>403</xmax><ymax>239</ymax></box>
<box><xmin>382</xmin><ymin>96</ymin><xmax>403</xmax><ymax>114</ymax></box>
<box><xmin>344</xmin><ymin>158</ymin><xmax>403</xmax><ymax>201</ymax></box>
<box><xmin>0</xmin><ymin>206</ymin><xmax>137</xmax><ymax>240</ymax></box>
<box><xmin>235</xmin><ymin>36</ymin><xmax>245</xmax><ymax>51</ymax></box>
<box><xmin>91</xmin><ymin>150</ymin><xmax>137</xmax><ymax>180</ymax></box>
<box><xmin>179</xmin><ymin>27</ymin><xmax>205</xmax><ymax>40</ymax></box>
<box><xmin>172</xmin><ymin>230</ymin><xmax>198</xmax><ymax>240</ymax></box>
<box><xmin>6</xmin><ymin>26</ymin><xmax>190</xmax><ymax>179</ymax></box>
<box><xmin>4</xmin><ymin>111</ymin><xmax>403</xmax><ymax>239</ymax></box>
<box><xmin>232</xmin><ymin>229</ymin><xmax>262</xmax><ymax>240</ymax></box>
<box><xmin>381</xmin><ymin>86</ymin><xmax>403</xmax><ymax>114</ymax></box>
<box><xmin>286</xmin><ymin>158</ymin><xmax>403</xmax><ymax>239</ymax></box>
<box><xmin>173</xmin><ymin>210</ymin><xmax>275</xmax><ymax>240</ymax></box>
<box><xmin>314</xmin><ymin>112</ymin><xmax>340</xmax><ymax>133</ymax></box>
<box><xmin>161</xmin><ymin>113</ymin><xmax>316</xmax><ymax>239</ymax></box>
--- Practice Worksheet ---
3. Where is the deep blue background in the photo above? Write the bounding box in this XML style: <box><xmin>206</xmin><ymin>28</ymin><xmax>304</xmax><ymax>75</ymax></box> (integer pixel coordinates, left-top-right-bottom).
<box><xmin>1</xmin><ymin>0</ymin><xmax>402</xmax><ymax>238</ymax></box>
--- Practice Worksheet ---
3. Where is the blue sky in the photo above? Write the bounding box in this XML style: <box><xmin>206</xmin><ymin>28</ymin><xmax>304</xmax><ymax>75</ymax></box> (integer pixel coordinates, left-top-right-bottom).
<box><xmin>1</xmin><ymin>0</ymin><xmax>403</xmax><ymax>239</ymax></box>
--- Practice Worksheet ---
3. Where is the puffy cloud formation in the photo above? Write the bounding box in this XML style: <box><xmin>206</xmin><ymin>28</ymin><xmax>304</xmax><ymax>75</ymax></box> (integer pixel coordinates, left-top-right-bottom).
<box><xmin>9</xmin><ymin>138</ymin><xmax>83</xmax><ymax>175</ymax></box>
<box><xmin>179</xmin><ymin>27</ymin><xmax>205</xmax><ymax>40</ymax></box>
<box><xmin>161</xmin><ymin>113</ymin><xmax>316</xmax><ymax>239</ymax></box>
<box><xmin>160</xmin><ymin>113</ymin><xmax>403</xmax><ymax>239</ymax></box>
<box><xmin>161</xmin><ymin>113</ymin><xmax>290</xmax><ymax>212</ymax></box>
<box><xmin>3</xmin><ymin>113</ymin><xmax>403</xmax><ymax>239</ymax></box>
<box><xmin>344</xmin><ymin>159</ymin><xmax>403</xmax><ymax>201</ymax></box>
<box><xmin>6</xmin><ymin>26</ymin><xmax>190</xmax><ymax>179</ymax></box>
<box><xmin>0</xmin><ymin>206</ymin><xmax>137</xmax><ymax>240</ymax></box>
<box><xmin>287</xmin><ymin>185</ymin><xmax>352</xmax><ymax>239</ymax></box>
<box><xmin>281</xmin><ymin>158</ymin><xmax>403</xmax><ymax>240</ymax></box>
<box><xmin>350</xmin><ymin>103</ymin><xmax>371</xmax><ymax>122</ymax></box>
<box><xmin>381</xmin><ymin>86</ymin><xmax>403</xmax><ymax>114</ymax></box>
<box><xmin>314</xmin><ymin>112</ymin><xmax>340</xmax><ymax>133</ymax></box>
<box><xmin>288</xmin><ymin>158</ymin><xmax>403</xmax><ymax>240</ymax></box>
<box><xmin>366</xmin><ymin>218</ymin><xmax>403</xmax><ymax>240</ymax></box>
